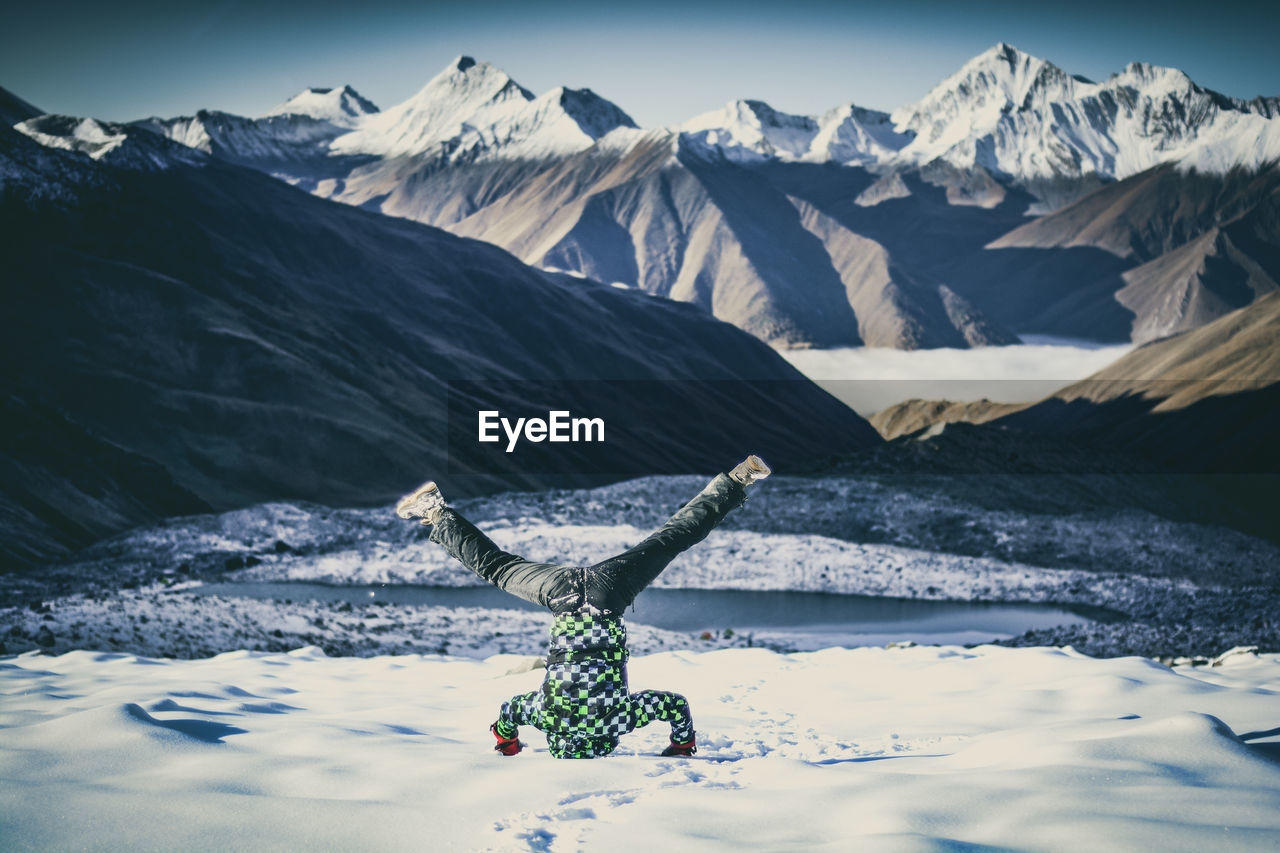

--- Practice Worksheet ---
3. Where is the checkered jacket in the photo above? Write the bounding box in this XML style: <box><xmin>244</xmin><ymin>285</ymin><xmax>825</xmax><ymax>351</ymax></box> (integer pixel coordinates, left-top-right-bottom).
<box><xmin>539</xmin><ymin>607</ymin><xmax>630</xmax><ymax>753</ymax></box>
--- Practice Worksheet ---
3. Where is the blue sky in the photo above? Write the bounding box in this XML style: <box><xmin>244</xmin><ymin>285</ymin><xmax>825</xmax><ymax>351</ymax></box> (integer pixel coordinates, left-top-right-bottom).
<box><xmin>4</xmin><ymin>1</ymin><xmax>1278</xmax><ymax>126</ymax></box>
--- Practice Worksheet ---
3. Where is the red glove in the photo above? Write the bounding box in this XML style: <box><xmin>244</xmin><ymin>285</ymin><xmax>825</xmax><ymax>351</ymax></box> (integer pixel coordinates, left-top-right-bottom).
<box><xmin>491</xmin><ymin>722</ymin><xmax>522</xmax><ymax>756</ymax></box>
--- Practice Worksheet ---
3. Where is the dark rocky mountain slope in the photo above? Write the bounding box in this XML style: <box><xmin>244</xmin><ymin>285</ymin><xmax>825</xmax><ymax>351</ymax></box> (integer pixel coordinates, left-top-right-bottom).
<box><xmin>1</xmin><ymin>122</ymin><xmax>877</xmax><ymax>569</ymax></box>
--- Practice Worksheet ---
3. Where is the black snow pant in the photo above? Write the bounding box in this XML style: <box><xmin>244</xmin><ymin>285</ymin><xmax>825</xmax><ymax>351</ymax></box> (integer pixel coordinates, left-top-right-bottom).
<box><xmin>428</xmin><ymin>472</ymin><xmax>746</xmax><ymax>616</ymax></box>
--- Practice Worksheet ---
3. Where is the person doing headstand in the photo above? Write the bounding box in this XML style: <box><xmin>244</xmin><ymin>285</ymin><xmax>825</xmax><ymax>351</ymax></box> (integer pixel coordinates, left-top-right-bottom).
<box><xmin>394</xmin><ymin>455</ymin><xmax>771</xmax><ymax>759</ymax></box>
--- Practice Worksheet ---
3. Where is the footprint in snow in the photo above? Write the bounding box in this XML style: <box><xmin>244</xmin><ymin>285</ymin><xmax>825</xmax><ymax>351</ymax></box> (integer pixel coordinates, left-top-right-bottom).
<box><xmin>497</xmin><ymin>790</ymin><xmax>639</xmax><ymax>851</ymax></box>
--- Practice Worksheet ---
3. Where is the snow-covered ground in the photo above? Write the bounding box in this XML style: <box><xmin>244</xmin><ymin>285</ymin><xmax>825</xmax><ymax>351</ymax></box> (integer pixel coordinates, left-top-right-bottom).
<box><xmin>779</xmin><ymin>341</ymin><xmax>1134</xmax><ymax>414</ymax></box>
<box><xmin>3</xmin><ymin>644</ymin><xmax>1278</xmax><ymax>851</ymax></box>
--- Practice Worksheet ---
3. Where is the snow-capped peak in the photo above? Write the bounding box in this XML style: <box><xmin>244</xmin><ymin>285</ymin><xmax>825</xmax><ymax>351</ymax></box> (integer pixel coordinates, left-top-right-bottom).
<box><xmin>262</xmin><ymin>85</ymin><xmax>379</xmax><ymax>127</ymax></box>
<box><xmin>405</xmin><ymin>55</ymin><xmax>535</xmax><ymax>117</ymax></box>
<box><xmin>679</xmin><ymin>98</ymin><xmax>911</xmax><ymax>166</ymax></box>
<box><xmin>883</xmin><ymin>42</ymin><xmax>1280</xmax><ymax>200</ymax></box>
<box><xmin>329</xmin><ymin>56</ymin><xmax>634</xmax><ymax>160</ymax></box>
<box><xmin>17</xmin><ymin>114</ymin><xmax>207</xmax><ymax>171</ymax></box>
<box><xmin>891</xmin><ymin>43</ymin><xmax>1077</xmax><ymax>141</ymax></box>
<box><xmin>811</xmin><ymin>103</ymin><xmax>912</xmax><ymax>165</ymax></box>
<box><xmin>680</xmin><ymin>99</ymin><xmax>819</xmax><ymax>160</ymax></box>
<box><xmin>331</xmin><ymin>56</ymin><xmax>534</xmax><ymax>157</ymax></box>
<box><xmin>1114</xmin><ymin>61</ymin><xmax>1194</xmax><ymax>90</ymax></box>
<box><xmin>89</xmin><ymin>45</ymin><xmax>1280</xmax><ymax>217</ymax></box>
<box><xmin>970</xmin><ymin>42</ymin><xmax>1045</xmax><ymax>75</ymax></box>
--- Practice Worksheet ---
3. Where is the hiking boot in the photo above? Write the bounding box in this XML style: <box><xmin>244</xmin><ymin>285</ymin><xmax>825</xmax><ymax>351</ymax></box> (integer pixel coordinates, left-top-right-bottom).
<box><xmin>660</xmin><ymin>735</ymin><xmax>697</xmax><ymax>757</ymax></box>
<box><xmin>492</xmin><ymin>722</ymin><xmax>522</xmax><ymax>756</ymax></box>
<box><xmin>396</xmin><ymin>480</ymin><xmax>446</xmax><ymax>524</ymax></box>
<box><xmin>729</xmin><ymin>455</ymin><xmax>771</xmax><ymax>486</ymax></box>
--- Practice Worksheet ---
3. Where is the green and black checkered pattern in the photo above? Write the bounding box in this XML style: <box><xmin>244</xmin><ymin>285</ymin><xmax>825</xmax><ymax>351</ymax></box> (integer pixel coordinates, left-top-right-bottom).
<box><xmin>494</xmin><ymin>607</ymin><xmax>694</xmax><ymax>759</ymax></box>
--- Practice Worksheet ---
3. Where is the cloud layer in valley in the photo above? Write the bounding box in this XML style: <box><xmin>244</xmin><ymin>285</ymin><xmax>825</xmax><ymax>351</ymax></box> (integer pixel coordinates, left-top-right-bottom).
<box><xmin>781</xmin><ymin>340</ymin><xmax>1135</xmax><ymax>414</ymax></box>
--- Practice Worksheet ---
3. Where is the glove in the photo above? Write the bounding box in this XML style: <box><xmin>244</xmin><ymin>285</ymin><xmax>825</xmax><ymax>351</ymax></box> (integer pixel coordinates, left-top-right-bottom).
<box><xmin>491</xmin><ymin>721</ymin><xmax>523</xmax><ymax>756</ymax></box>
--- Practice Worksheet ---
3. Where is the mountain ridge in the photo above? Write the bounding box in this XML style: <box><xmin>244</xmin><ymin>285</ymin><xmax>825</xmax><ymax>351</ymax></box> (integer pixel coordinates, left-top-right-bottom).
<box><xmin>9</xmin><ymin>45</ymin><xmax>1276</xmax><ymax>349</ymax></box>
<box><xmin>122</xmin><ymin>45</ymin><xmax>1280</xmax><ymax>209</ymax></box>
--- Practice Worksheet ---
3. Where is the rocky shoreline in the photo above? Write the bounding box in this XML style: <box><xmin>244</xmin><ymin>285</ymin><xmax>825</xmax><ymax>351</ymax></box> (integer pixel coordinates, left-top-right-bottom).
<box><xmin>3</xmin><ymin>574</ymin><xmax>1277</xmax><ymax>663</ymax></box>
<box><xmin>993</xmin><ymin>584</ymin><xmax>1280</xmax><ymax>660</ymax></box>
<box><xmin>0</xmin><ymin>587</ymin><xmax>761</xmax><ymax>661</ymax></box>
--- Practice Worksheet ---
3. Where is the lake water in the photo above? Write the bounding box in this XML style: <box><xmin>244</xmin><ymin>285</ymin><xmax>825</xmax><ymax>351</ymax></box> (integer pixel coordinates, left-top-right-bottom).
<box><xmin>192</xmin><ymin>582</ymin><xmax>1122</xmax><ymax>649</ymax></box>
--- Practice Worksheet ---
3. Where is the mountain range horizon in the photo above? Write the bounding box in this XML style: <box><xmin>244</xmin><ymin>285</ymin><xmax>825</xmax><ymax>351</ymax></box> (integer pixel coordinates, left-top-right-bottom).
<box><xmin>213</xmin><ymin>42</ymin><xmax>1280</xmax><ymax>133</ymax></box>
<box><xmin>19</xmin><ymin>39</ymin><xmax>1267</xmax><ymax>352</ymax></box>
<box><xmin>12</xmin><ymin>42</ymin><xmax>1278</xmax><ymax>175</ymax></box>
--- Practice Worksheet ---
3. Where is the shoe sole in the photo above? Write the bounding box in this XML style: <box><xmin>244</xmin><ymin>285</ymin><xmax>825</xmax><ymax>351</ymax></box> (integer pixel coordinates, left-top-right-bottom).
<box><xmin>743</xmin><ymin>455</ymin><xmax>771</xmax><ymax>481</ymax></box>
<box><xmin>396</xmin><ymin>481</ymin><xmax>440</xmax><ymax>519</ymax></box>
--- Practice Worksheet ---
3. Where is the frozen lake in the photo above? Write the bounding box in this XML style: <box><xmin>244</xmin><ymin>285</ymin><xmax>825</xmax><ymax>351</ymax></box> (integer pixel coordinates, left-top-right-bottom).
<box><xmin>192</xmin><ymin>582</ymin><xmax>1121</xmax><ymax>648</ymax></box>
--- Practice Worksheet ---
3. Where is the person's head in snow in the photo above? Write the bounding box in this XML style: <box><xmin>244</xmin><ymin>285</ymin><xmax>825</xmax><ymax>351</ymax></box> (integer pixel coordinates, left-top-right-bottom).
<box><xmin>395</xmin><ymin>456</ymin><xmax>771</xmax><ymax>759</ymax></box>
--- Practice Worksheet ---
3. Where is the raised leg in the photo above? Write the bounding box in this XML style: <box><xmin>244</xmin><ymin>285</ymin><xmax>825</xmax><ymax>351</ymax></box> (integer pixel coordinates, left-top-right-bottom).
<box><xmin>430</xmin><ymin>509</ymin><xmax>582</xmax><ymax>610</ymax></box>
<box><xmin>585</xmin><ymin>473</ymin><xmax>745</xmax><ymax>612</ymax></box>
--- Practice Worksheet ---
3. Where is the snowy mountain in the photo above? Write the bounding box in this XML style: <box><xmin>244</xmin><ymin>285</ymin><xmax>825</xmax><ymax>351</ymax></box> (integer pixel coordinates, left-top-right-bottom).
<box><xmin>132</xmin><ymin>56</ymin><xmax>639</xmax><ymax>221</ymax></box>
<box><xmin>131</xmin><ymin>108</ymin><xmax>363</xmax><ymax>189</ymax></box>
<box><xmin>318</xmin><ymin>57</ymin><xmax>639</xmax><ymax>222</ymax></box>
<box><xmin>132</xmin><ymin>46</ymin><xmax>1279</xmax><ymax>210</ymax></box>
<box><xmin>16</xmin><ymin>114</ymin><xmax>208</xmax><ymax>171</ymax></box>
<box><xmin>0</xmin><ymin>123</ymin><xmax>105</xmax><ymax>200</ymax></box>
<box><xmin>136</xmin><ymin>56</ymin><xmax>636</xmax><ymax>190</ymax></box>
<box><xmin>263</xmin><ymin>84</ymin><xmax>379</xmax><ymax>126</ymax></box>
<box><xmin>659</xmin><ymin>43</ymin><xmax>1280</xmax><ymax>208</ymax></box>
<box><xmin>681</xmin><ymin>100</ymin><xmax>823</xmax><ymax>161</ymax></box>
<box><xmin>330</xmin><ymin>56</ymin><xmax>635</xmax><ymax>160</ymax></box>
<box><xmin>888</xmin><ymin>43</ymin><xmax>1280</xmax><ymax>208</ymax></box>
<box><xmin>679</xmin><ymin>99</ymin><xmax>911</xmax><ymax>167</ymax></box>
<box><xmin>115</xmin><ymin>47</ymin><xmax>1280</xmax><ymax>348</ymax></box>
